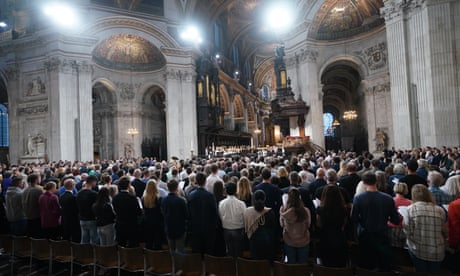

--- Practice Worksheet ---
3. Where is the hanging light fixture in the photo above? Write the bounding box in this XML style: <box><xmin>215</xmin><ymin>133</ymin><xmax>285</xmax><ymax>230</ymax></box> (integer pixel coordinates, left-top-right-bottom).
<box><xmin>127</xmin><ymin>39</ymin><xmax>138</xmax><ymax>138</ymax></box>
<box><xmin>343</xmin><ymin>110</ymin><xmax>358</xmax><ymax>121</ymax></box>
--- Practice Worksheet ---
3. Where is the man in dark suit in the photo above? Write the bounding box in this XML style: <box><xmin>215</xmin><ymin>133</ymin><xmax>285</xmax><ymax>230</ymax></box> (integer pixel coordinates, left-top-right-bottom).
<box><xmin>188</xmin><ymin>172</ymin><xmax>218</xmax><ymax>255</ymax></box>
<box><xmin>112</xmin><ymin>176</ymin><xmax>142</xmax><ymax>247</ymax></box>
<box><xmin>253</xmin><ymin>168</ymin><xmax>283</xmax><ymax>217</ymax></box>
<box><xmin>339</xmin><ymin>162</ymin><xmax>361</xmax><ymax>199</ymax></box>
<box><xmin>59</xmin><ymin>177</ymin><xmax>81</xmax><ymax>242</ymax></box>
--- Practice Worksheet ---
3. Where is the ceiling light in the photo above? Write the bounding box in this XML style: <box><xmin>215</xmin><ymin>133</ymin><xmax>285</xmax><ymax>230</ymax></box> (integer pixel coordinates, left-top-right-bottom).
<box><xmin>43</xmin><ymin>2</ymin><xmax>78</xmax><ymax>28</ymax></box>
<box><xmin>180</xmin><ymin>25</ymin><xmax>203</xmax><ymax>44</ymax></box>
<box><xmin>0</xmin><ymin>22</ymin><xmax>7</xmax><ymax>28</ymax></box>
<box><xmin>265</xmin><ymin>2</ymin><xmax>294</xmax><ymax>33</ymax></box>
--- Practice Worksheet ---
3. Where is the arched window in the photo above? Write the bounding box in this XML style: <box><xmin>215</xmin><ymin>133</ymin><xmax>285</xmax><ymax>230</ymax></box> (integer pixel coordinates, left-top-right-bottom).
<box><xmin>0</xmin><ymin>104</ymin><xmax>8</xmax><ymax>146</ymax></box>
<box><xmin>261</xmin><ymin>85</ymin><xmax>269</xmax><ymax>101</ymax></box>
<box><xmin>323</xmin><ymin>112</ymin><xmax>334</xmax><ymax>137</ymax></box>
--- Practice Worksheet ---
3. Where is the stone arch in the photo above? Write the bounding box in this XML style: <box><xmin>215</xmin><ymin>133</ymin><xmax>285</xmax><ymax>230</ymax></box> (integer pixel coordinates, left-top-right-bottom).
<box><xmin>82</xmin><ymin>16</ymin><xmax>179</xmax><ymax>49</ymax></box>
<box><xmin>92</xmin><ymin>80</ymin><xmax>118</xmax><ymax>160</ymax></box>
<box><xmin>233</xmin><ymin>95</ymin><xmax>244</xmax><ymax>120</ymax></box>
<box><xmin>219</xmin><ymin>84</ymin><xmax>230</xmax><ymax>114</ymax></box>
<box><xmin>140</xmin><ymin>85</ymin><xmax>167</xmax><ymax>160</ymax></box>
<box><xmin>319</xmin><ymin>55</ymin><xmax>368</xmax><ymax>80</ymax></box>
<box><xmin>247</xmin><ymin>103</ymin><xmax>255</xmax><ymax>123</ymax></box>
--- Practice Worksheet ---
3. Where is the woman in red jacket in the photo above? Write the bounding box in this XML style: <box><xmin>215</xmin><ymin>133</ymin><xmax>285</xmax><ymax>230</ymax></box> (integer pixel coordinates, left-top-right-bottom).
<box><xmin>39</xmin><ymin>181</ymin><xmax>61</xmax><ymax>239</ymax></box>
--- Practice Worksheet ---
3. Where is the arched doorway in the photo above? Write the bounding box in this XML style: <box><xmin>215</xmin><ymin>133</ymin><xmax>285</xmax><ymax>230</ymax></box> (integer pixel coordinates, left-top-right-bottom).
<box><xmin>92</xmin><ymin>81</ymin><xmax>117</xmax><ymax>161</ymax></box>
<box><xmin>321</xmin><ymin>62</ymin><xmax>368</xmax><ymax>152</ymax></box>
<box><xmin>140</xmin><ymin>86</ymin><xmax>167</xmax><ymax>160</ymax></box>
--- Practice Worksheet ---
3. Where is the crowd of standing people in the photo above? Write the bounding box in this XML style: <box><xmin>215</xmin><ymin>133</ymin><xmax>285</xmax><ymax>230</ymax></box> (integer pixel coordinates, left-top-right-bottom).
<box><xmin>0</xmin><ymin>145</ymin><xmax>459</xmax><ymax>274</ymax></box>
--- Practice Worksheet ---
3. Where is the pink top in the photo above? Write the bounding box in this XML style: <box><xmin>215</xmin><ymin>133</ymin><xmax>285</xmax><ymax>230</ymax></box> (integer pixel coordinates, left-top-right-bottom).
<box><xmin>38</xmin><ymin>192</ymin><xmax>61</xmax><ymax>228</ymax></box>
<box><xmin>388</xmin><ymin>196</ymin><xmax>411</xmax><ymax>228</ymax></box>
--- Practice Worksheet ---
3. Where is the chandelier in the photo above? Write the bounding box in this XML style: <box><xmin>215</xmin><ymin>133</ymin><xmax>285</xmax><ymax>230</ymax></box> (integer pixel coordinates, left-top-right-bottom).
<box><xmin>127</xmin><ymin>127</ymin><xmax>138</xmax><ymax>137</ymax></box>
<box><xmin>343</xmin><ymin>110</ymin><xmax>358</xmax><ymax>121</ymax></box>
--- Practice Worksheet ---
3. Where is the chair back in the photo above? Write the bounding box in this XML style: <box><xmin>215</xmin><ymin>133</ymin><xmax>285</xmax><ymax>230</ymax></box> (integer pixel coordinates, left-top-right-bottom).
<box><xmin>30</xmin><ymin>238</ymin><xmax>50</xmax><ymax>260</ymax></box>
<box><xmin>312</xmin><ymin>264</ymin><xmax>354</xmax><ymax>276</ymax></box>
<box><xmin>0</xmin><ymin>234</ymin><xmax>13</xmax><ymax>255</ymax></box>
<box><xmin>93</xmin><ymin>245</ymin><xmax>119</xmax><ymax>269</ymax></box>
<box><xmin>13</xmin><ymin>236</ymin><xmax>31</xmax><ymax>258</ymax></box>
<box><xmin>236</xmin><ymin>258</ymin><xmax>271</xmax><ymax>276</ymax></box>
<box><xmin>50</xmin><ymin>240</ymin><xmax>72</xmax><ymax>263</ymax></box>
<box><xmin>173</xmin><ymin>252</ymin><xmax>203</xmax><ymax>276</ymax></box>
<box><xmin>119</xmin><ymin>246</ymin><xmax>144</xmax><ymax>272</ymax></box>
<box><xmin>273</xmin><ymin>261</ymin><xmax>312</xmax><ymax>276</ymax></box>
<box><xmin>355</xmin><ymin>267</ymin><xmax>397</xmax><ymax>276</ymax></box>
<box><xmin>144</xmin><ymin>249</ymin><xmax>173</xmax><ymax>275</ymax></box>
<box><xmin>204</xmin><ymin>254</ymin><xmax>236</xmax><ymax>276</ymax></box>
<box><xmin>70</xmin><ymin>242</ymin><xmax>94</xmax><ymax>266</ymax></box>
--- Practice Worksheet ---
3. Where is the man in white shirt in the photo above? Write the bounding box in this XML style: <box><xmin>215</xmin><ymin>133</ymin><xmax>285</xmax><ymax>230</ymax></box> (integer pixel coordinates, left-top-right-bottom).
<box><xmin>206</xmin><ymin>164</ymin><xmax>222</xmax><ymax>193</ymax></box>
<box><xmin>219</xmin><ymin>182</ymin><xmax>246</xmax><ymax>257</ymax></box>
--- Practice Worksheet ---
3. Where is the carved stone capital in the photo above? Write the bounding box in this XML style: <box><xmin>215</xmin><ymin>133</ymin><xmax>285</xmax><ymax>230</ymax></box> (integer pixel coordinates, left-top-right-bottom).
<box><xmin>363</xmin><ymin>82</ymin><xmax>391</xmax><ymax>95</ymax></box>
<box><xmin>381</xmin><ymin>0</ymin><xmax>404</xmax><ymax>22</ymax></box>
<box><xmin>44</xmin><ymin>57</ymin><xmax>77</xmax><ymax>74</ymax></box>
<box><xmin>298</xmin><ymin>49</ymin><xmax>318</xmax><ymax>63</ymax></box>
<box><xmin>115</xmin><ymin>82</ymin><xmax>140</xmax><ymax>100</ymax></box>
<box><xmin>164</xmin><ymin>68</ymin><xmax>195</xmax><ymax>81</ymax></box>
<box><xmin>6</xmin><ymin>64</ymin><xmax>19</xmax><ymax>81</ymax></box>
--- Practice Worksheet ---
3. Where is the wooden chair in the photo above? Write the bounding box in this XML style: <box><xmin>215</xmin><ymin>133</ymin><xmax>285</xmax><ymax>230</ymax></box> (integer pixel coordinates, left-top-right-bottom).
<box><xmin>70</xmin><ymin>242</ymin><xmax>95</xmax><ymax>275</ymax></box>
<box><xmin>118</xmin><ymin>246</ymin><xmax>144</xmax><ymax>273</ymax></box>
<box><xmin>203</xmin><ymin>254</ymin><xmax>236</xmax><ymax>276</ymax></box>
<box><xmin>144</xmin><ymin>249</ymin><xmax>173</xmax><ymax>276</ymax></box>
<box><xmin>93</xmin><ymin>244</ymin><xmax>119</xmax><ymax>276</ymax></box>
<box><xmin>390</xmin><ymin>247</ymin><xmax>415</xmax><ymax>273</ymax></box>
<box><xmin>29</xmin><ymin>238</ymin><xmax>50</xmax><ymax>275</ymax></box>
<box><xmin>236</xmin><ymin>258</ymin><xmax>271</xmax><ymax>276</ymax></box>
<box><xmin>312</xmin><ymin>264</ymin><xmax>354</xmax><ymax>276</ymax></box>
<box><xmin>11</xmin><ymin>236</ymin><xmax>31</xmax><ymax>275</ymax></box>
<box><xmin>173</xmin><ymin>252</ymin><xmax>203</xmax><ymax>276</ymax></box>
<box><xmin>50</xmin><ymin>240</ymin><xmax>72</xmax><ymax>275</ymax></box>
<box><xmin>355</xmin><ymin>267</ymin><xmax>397</xmax><ymax>276</ymax></box>
<box><xmin>0</xmin><ymin>235</ymin><xmax>13</xmax><ymax>274</ymax></box>
<box><xmin>273</xmin><ymin>261</ymin><xmax>312</xmax><ymax>276</ymax></box>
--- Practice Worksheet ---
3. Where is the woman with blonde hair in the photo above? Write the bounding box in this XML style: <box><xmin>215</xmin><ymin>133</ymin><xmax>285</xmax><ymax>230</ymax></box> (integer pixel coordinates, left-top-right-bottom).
<box><xmin>277</xmin><ymin>167</ymin><xmax>290</xmax><ymax>189</ymax></box>
<box><xmin>337</xmin><ymin>161</ymin><xmax>348</xmax><ymax>178</ymax></box>
<box><xmin>236</xmin><ymin>176</ymin><xmax>252</xmax><ymax>207</ymax></box>
<box><xmin>142</xmin><ymin>179</ymin><xmax>165</xmax><ymax>249</ymax></box>
<box><xmin>404</xmin><ymin>184</ymin><xmax>446</xmax><ymax>274</ymax></box>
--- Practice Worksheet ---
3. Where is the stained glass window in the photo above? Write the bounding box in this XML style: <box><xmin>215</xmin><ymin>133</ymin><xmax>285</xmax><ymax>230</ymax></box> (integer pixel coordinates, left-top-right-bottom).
<box><xmin>323</xmin><ymin>112</ymin><xmax>334</xmax><ymax>137</ymax></box>
<box><xmin>0</xmin><ymin>104</ymin><xmax>8</xmax><ymax>146</ymax></box>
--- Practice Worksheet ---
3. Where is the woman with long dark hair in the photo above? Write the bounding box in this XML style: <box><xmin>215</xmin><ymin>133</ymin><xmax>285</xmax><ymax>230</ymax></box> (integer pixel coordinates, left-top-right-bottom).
<box><xmin>280</xmin><ymin>188</ymin><xmax>310</xmax><ymax>264</ymax></box>
<box><xmin>92</xmin><ymin>187</ymin><xmax>116</xmax><ymax>245</ymax></box>
<box><xmin>243</xmin><ymin>190</ymin><xmax>277</xmax><ymax>260</ymax></box>
<box><xmin>316</xmin><ymin>185</ymin><xmax>348</xmax><ymax>267</ymax></box>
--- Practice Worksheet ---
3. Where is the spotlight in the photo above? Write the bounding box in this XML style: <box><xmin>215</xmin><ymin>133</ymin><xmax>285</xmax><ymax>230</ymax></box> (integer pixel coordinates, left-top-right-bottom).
<box><xmin>0</xmin><ymin>22</ymin><xmax>7</xmax><ymax>28</ymax></box>
<box><xmin>180</xmin><ymin>25</ymin><xmax>203</xmax><ymax>44</ymax></box>
<box><xmin>43</xmin><ymin>2</ymin><xmax>78</xmax><ymax>28</ymax></box>
<box><xmin>265</xmin><ymin>2</ymin><xmax>294</xmax><ymax>33</ymax></box>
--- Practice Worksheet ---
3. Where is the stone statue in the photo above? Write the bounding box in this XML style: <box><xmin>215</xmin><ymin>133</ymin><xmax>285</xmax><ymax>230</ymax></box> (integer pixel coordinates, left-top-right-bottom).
<box><xmin>125</xmin><ymin>144</ymin><xmax>134</xmax><ymax>159</ymax></box>
<box><xmin>26</xmin><ymin>134</ymin><xmax>35</xmax><ymax>156</ymax></box>
<box><xmin>375</xmin><ymin>128</ymin><xmax>386</xmax><ymax>151</ymax></box>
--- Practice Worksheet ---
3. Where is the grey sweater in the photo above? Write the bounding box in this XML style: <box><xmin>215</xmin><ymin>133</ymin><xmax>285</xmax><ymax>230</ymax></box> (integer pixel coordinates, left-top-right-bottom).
<box><xmin>5</xmin><ymin>186</ymin><xmax>26</xmax><ymax>222</ymax></box>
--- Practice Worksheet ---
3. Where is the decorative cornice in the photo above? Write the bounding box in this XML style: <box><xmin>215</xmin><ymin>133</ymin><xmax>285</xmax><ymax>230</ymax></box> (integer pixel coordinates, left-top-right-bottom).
<box><xmin>17</xmin><ymin>104</ymin><xmax>48</xmax><ymax>115</ymax></box>
<box><xmin>286</xmin><ymin>48</ymin><xmax>318</xmax><ymax>67</ymax></box>
<box><xmin>163</xmin><ymin>68</ymin><xmax>195</xmax><ymax>81</ymax></box>
<box><xmin>44</xmin><ymin>57</ymin><xmax>76</xmax><ymax>73</ymax></box>
<box><xmin>364</xmin><ymin>82</ymin><xmax>391</xmax><ymax>95</ymax></box>
<box><xmin>160</xmin><ymin>47</ymin><xmax>194</xmax><ymax>58</ymax></box>
<box><xmin>381</xmin><ymin>0</ymin><xmax>427</xmax><ymax>22</ymax></box>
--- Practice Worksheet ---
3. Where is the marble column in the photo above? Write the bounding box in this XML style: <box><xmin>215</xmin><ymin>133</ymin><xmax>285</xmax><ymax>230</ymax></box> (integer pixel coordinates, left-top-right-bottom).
<box><xmin>75</xmin><ymin>61</ymin><xmax>94</xmax><ymax>162</ymax></box>
<box><xmin>297</xmin><ymin>50</ymin><xmax>324</xmax><ymax>148</ymax></box>
<box><xmin>164</xmin><ymin>67</ymin><xmax>197</xmax><ymax>159</ymax></box>
<box><xmin>381</xmin><ymin>1</ymin><xmax>413</xmax><ymax>149</ymax></box>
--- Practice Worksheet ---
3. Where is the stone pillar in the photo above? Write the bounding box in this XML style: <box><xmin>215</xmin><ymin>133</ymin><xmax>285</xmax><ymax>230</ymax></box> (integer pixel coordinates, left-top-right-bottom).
<box><xmin>381</xmin><ymin>1</ymin><xmax>413</xmax><ymax>149</ymax></box>
<box><xmin>5</xmin><ymin>64</ymin><xmax>20</xmax><ymax>163</ymax></box>
<box><xmin>164</xmin><ymin>67</ymin><xmax>197</xmax><ymax>159</ymax></box>
<box><xmin>75</xmin><ymin>61</ymin><xmax>93</xmax><ymax>162</ymax></box>
<box><xmin>382</xmin><ymin>0</ymin><xmax>460</xmax><ymax>148</ymax></box>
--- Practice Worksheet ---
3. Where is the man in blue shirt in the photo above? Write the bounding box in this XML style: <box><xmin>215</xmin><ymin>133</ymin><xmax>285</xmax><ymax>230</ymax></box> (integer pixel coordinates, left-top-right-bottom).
<box><xmin>351</xmin><ymin>172</ymin><xmax>400</xmax><ymax>271</ymax></box>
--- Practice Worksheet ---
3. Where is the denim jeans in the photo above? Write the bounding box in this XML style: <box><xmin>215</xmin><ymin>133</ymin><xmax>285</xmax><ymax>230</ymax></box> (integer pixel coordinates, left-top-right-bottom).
<box><xmin>97</xmin><ymin>223</ymin><xmax>115</xmax><ymax>246</ymax></box>
<box><xmin>284</xmin><ymin>244</ymin><xmax>309</xmax><ymax>264</ymax></box>
<box><xmin>168</xmin><ymin>235</ymin><xmax>185</xmax><ymax>254</ymax></box>
<box><xmin>80</xmin><ymin>220</ymin><xmax>99</xmax><ymax>244</ymax></box>
<box><xmin>223</xmin><ymin>228</ymin><xmax>244</xmax><ymax>258</ymax></box>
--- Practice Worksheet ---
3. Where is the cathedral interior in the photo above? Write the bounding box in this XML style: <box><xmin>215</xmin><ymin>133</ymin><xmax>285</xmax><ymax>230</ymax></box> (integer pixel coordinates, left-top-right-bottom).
<box><xmin>0</xmin><ymin>0</ymin><xmax>459</xmax><ymax>163</ymax></box>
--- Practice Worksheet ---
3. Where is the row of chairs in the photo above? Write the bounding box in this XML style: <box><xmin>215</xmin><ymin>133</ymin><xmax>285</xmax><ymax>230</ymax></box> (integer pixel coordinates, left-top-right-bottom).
<box><xmin>0</xmin><ymin>234</ymin><xmax>419</xmax><ymax>276</ymax></box>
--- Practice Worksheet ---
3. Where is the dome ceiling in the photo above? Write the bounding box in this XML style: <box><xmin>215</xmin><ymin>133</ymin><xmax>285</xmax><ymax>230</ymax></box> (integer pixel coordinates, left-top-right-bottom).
<box><xmin>92</xmin><ymin>34</ymin><xmax>166</xmax><ymax>71</ymax></box>
<box><xmin>309</xmin><ymin>0</ymin><xmax>384</xmax><ymax>40</ymax></box>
